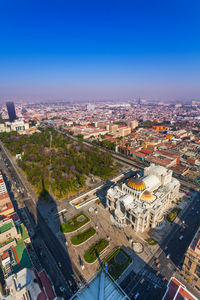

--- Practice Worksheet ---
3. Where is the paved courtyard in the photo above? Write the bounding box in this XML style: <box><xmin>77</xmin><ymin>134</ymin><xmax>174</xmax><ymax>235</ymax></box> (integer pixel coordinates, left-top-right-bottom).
<box><xmin>64</xmin><ymin>203</ymin><xmax>156</xmax><ymax>281</ymax></box>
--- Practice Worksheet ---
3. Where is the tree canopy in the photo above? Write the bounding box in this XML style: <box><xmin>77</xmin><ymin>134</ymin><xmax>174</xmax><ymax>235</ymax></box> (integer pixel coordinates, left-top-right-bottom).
<box><xmin>0</xmin><ymin>128</ymin><xmax>117</xmax><ymax>200</ymax></box>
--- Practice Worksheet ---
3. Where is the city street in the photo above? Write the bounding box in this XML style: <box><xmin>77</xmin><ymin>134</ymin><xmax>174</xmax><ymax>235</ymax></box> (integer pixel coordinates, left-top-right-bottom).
<box><xmin>0</xmin><ymin>145</ymin><xmax>81</xmax><ymax>299</ymax></box>
<box><xmin>120</xmin><ymin>191</ymin><xmax>200</xmax><ymax>300</ymax></box>
<box><xmin>1</xmin><ymin>140</ymin><xmax>200</xmax><ymax>300</ymax></box>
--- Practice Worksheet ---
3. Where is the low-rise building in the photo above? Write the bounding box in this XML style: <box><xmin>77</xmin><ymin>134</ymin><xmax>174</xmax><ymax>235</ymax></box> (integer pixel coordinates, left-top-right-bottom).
<box><xmin>162</xmin><ymin>277</ymin><xmax>198</xmax><ymax>300</ymax></box>
<box><xmin>0</xmin><ymin>119</ymin><xmax>29</xmax><ymax>133</ymax></box>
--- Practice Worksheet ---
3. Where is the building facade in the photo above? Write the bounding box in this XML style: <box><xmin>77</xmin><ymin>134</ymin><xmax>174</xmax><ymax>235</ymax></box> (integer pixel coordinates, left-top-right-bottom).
<box><xmin>106</xmin><ymin>164</ymin><xmax>180</xmax><ymax>232</ymax></box>
<box><xmin>182</xmin><ymin>226</ymin><xmax>200</xmax><ymax>288</ymax></box>
<box><xmin>6</xmin><ymin>102</ymin><xmax>17</xmax><ymax>122</ymax></box>
<box><xmin>0</xmin><ymin>120</ymin><xmax>29</xmax><ymax>133</ymax></box>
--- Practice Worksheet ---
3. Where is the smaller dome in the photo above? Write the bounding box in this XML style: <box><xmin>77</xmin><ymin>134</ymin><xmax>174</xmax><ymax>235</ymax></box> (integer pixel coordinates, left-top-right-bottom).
<box><xmin>140</xmin><ymin>190</ymin><xmax>156</xmax><ymax>202</ymax></box>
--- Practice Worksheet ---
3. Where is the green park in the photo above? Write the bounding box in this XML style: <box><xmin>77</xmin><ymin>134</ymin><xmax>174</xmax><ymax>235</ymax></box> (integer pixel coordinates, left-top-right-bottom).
<box><xmin>0</xmin><ymin>128</ymin><xmax>117</xmax><ymax>200</ymax></box>
<box><xmin>60</xmin><ymin>213</ymin><xmax>90</xmax><ymax>233</ymax></box>
<box><xmin>84</xmin><ymin>238</ymin><xmax>109</xmax><ymax>263</ymax></box>
<box><xmin>100</xmin><ymin>247</ymin><xmax>132</xmax><ymax>280</ymax></box>
<box><xmin>71</xmin><ymin>227</ymin><xmax>96</xmax><ymax>245</ymax></box>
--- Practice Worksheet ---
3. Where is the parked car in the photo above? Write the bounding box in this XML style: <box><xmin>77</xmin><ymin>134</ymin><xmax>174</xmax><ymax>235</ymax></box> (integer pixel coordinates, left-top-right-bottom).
<box><xmin>134</xmin><ymin>293</ymin><xmax>140</xmax><ymax>299</ymax></box>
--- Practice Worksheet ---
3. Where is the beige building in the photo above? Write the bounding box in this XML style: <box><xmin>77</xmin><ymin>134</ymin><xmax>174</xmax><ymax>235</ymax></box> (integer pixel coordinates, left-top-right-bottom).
<box><xmin>0</xmin><ymin>219</ymin><xmax>20</xmax><ymax>253</ymax></box>
<box><xmin>107</xmin><ymin>164</ymin><xmax>180</xmax><ymax>232</ymax></box>
<box><xmin>128</xmin><ymin>120</ymin><xmax>138</xmax><ymax>129</ymax></box>
<box><xmin>109</xmin><ymin>124</ymin><xmax>118</xmax><ymax>134</ymax></box>
<box><xmin>182</xmin><ymin>226</ymin><xmax>200</xmax><ymax>287</ymax></box>
<box><xmin>118</xmin><ymin>127</ymin><xmax>131</xmax><ymax>137</ymax></box>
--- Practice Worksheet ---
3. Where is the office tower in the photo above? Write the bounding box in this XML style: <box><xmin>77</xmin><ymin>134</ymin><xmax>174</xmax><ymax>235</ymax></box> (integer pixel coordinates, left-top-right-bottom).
<box><xmin>6</xmin><ymin>102</ymin><xmax>17</xmax><ymax>122</ymax></box>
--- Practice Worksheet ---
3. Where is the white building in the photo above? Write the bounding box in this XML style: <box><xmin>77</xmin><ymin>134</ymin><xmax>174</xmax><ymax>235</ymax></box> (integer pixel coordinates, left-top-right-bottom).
<box><xmin>5</xmin><ymin>268</ymin><xmax>56</xmax><ymax>300</ymax></box>
<box><xmin>5</xmin><ymin>268</ymin><xmax>43</xmax><ymax>300</ymax></box>
<box><xmin>0</xmin><ymin>120</ymin><xmax>29</xmax><ymax>133</ymax></box>
<box><xmin>107</xmin><ymin>164</ymin><xmax>180</xmax><ymax>232</ymax></box>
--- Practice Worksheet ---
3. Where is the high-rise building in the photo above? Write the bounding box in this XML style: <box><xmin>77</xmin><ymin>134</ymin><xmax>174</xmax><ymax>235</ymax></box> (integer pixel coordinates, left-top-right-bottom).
<box><xmin>6</xmin><ymin>102</ymin><xmax>17</xmax><ymax>122</ymax></box>
<box><xmin>70</xmin><ymin>267</ymin><xmax>130</xmax><ymax>300</ymax></box>
<box><xmin>182</xmin><ymin>226</ymin><xmax>200</xmax><ymax>287</ymax></box>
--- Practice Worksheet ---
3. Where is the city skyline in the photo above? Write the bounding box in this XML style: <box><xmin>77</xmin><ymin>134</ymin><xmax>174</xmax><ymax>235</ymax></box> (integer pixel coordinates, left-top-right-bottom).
<box><xmin>1</xmin><ymin>1</ymin><xmax>200</xmax><ymax>101</ymax></box>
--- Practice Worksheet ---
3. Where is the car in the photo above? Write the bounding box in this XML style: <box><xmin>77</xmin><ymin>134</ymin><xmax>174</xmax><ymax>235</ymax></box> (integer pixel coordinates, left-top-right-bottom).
<box><xmin>58</xmin><ymin>262</ymin><xmax>62</xmax><ymax>268</ymax></box>
<box><xmin>179</xmin><ymin>235</ymin><xmax>183</xmax><ymax>240</ymax></box>
<box><xmin>59</xmin><ymin>286</ymin><xmax>65</xmax><ymax>292</ymax></box>
<box><xmin>154</xmin><ymin>284</ymin><xmax>157</xmax><ymax>289</ymax></box>
<box><xmin>134</xmin><ymin>293</ymin><xmax>140</xmax><ymax>299</ymax></box>
<box><xmin>167</xmin><ymin>254</ymin><xmax>170</xmax><ymax>259</ymax></box>
<box><xmin>68</xmin><ymin>280</ymin><xmax>72</xmax><ymax>286</ymax></box>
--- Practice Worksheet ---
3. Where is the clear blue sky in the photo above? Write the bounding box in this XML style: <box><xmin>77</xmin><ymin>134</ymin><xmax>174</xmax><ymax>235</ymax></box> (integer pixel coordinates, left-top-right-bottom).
<box><xmin>0</xmin><ymin>0</ymin><xmax>200</xmax><ymax>101</ymax></box>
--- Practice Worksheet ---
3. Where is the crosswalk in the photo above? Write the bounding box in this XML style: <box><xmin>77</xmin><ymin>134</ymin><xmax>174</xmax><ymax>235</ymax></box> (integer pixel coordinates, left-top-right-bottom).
<box><xmin>144</xmin><ymin>271</ymin><xmax>166</xmax><ymax>288</ymax></box>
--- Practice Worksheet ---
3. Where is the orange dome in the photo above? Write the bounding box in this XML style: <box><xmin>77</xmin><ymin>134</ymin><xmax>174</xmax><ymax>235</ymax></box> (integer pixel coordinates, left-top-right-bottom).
<box><xmin>140</xmin><ymin>190</ymin><xmax>156</xmax><ymax>202</ymax></box>
<box><xmin>127</xmin><ymin>179</ymin><xmax>146</xmax><ymax>191</ymax></box>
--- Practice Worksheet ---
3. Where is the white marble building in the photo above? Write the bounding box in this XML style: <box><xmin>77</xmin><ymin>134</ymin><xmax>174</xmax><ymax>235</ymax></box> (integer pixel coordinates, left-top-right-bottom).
<box><xmin>106</xmin><ymin>164</ymin><xmax>180</xmax><ymax>232</ymax></box>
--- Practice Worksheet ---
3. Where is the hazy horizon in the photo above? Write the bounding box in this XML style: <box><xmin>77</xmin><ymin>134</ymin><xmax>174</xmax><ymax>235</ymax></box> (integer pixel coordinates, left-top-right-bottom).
<box><xmin>1</xmin><ymin>1</ymin><xmax>200</xmax><ymax>102</ymax></box>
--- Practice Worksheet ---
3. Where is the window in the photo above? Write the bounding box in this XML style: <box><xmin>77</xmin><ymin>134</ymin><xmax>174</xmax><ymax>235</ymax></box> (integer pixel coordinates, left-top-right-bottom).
<box><xmin>188</xmin><ymin>260</ymin><xmax>192</xmax><ymax>268</ymax></box>
<box><xmin>195</xmin><ymin>265</ymin><xmax>200</xmax><ymax>277</ymax></box>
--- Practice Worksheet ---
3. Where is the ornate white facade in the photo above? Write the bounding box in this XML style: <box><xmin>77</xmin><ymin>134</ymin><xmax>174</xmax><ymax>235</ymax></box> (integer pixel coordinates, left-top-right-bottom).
<box><xmin>106</xmin><ymin>164</ymin><xmax>180</xmax><ymax>232</ymax></box>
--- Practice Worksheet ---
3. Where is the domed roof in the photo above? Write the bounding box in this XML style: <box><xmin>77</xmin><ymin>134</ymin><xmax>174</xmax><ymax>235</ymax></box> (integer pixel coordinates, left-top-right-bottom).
<box><xmin>140</xmin><ymin>190</ymin><xmax>156</xmax><ymax>202</ymax></box>
<box><xmin>127</xmin><ymin>178</ymin><xmax>146</xmax><ymax>191</ymax></box>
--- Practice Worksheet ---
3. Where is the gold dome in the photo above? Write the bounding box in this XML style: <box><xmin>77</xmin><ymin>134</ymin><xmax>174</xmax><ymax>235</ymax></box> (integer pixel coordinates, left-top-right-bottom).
<box><xmin>140</xmin><ymin>190</ymin><xmax>156</xmax><ymax>202</ymax></box>
<box><xmin>127</xmin><ymin>179</ymin><xmax>146</xmax><ymax>191</ymax></box>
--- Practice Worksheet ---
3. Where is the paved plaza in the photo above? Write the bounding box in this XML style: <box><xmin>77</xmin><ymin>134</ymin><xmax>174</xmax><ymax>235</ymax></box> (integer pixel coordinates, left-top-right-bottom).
<box><xmin>63</xmin><ymin>203</ymin><xmax>157</xmax><ymax>281</ymax></box>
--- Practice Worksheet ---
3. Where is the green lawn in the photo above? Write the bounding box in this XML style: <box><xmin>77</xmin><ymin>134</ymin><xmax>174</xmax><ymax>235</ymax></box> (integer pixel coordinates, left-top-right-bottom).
<box><xmin>84</xmin><ymin>239</ymin><xmax>109</xmax><ymax>263</ymax></box>
<box><xmin>13</xmin><ymin>241</ymin><xmax>32</xmax><ymax>272</ymax></box>
<box><xmin>17</xmin><ymin>224</ymin><xmax>29</xmax><ymax>240</ymax></box>
<box><xmin>167</xmin><ymin>208</ymin><xmax>181</xmax><ymax>223</ymax></box>
<box><xmin>71</xmin><ymin>227</ymin><xmax>96</xmax><ymax>245</ymax></box>
<box><xmin>0</xmin><ymin>238</ymin><xmax>15</xmax><ymax>248</ymax></box>
<box><xmin>0</xmin><ymin>222</ymin><xmax>13</xmax><ymax>234</ymax></box>
<box><xmin>60</xmin><ymin>213</ymin><xmax>90</xmax><ymax>233</ymax></box>
<box><xmin>100</xmin><ymin>247</ymin><xmax>132</xmax><ymax>280</ymax></box>
<box><xmin>145</xmin><ymin>238</ymin><xmax>157</xmax><ymax>246</ymax></box>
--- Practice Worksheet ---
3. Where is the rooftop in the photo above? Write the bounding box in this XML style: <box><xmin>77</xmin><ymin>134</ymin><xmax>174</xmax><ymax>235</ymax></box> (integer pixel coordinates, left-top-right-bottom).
<box><xmin>0</xmin><ymin>221</ymin><xmax>13</xmax><ymax>233</ymax></box>
<box><xmin>71</xmin><ymin>268</ymin><xmax>130</xmax><ymax>300</ymax></box>
<box><xmin>189</xmin><ymin>227</ymin><xmax>200</xmax><ymax>255</ymax></box>
<box><xmin>162</xmin><ymin>277</ymin><xmax>198</xmax><ymax>300</ymax></box>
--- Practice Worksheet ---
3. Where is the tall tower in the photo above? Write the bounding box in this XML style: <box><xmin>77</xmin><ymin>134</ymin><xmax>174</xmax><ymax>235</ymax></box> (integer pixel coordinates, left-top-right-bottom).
<box><xmin>137</xmin><ymin>97</ymin><xmax>141</xmax><ymax>105</ymax></box>
<box><xmin>6</xmin><ymin>102</ymin><xmax>17</xmax><ymax>122</ymax></box>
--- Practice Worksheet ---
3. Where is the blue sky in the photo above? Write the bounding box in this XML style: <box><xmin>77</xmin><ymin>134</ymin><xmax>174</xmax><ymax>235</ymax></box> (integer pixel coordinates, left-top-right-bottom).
<box><xmin>0</xmin><ymin>0</ymin><xmax>200</xmax><ymax>101</ymax></box>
